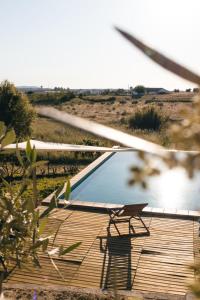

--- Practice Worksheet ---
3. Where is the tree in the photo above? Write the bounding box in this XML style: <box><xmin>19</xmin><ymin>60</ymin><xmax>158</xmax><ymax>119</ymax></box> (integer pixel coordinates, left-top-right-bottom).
<box><xmin>133</xmin><ymin>85</ymin><xmax>145</xmax><ymax>94</ymax></box>
<box><xmin>0</xmin><ymin>81</ymin><xmax>35</xmax><ymax>139</ymax></box>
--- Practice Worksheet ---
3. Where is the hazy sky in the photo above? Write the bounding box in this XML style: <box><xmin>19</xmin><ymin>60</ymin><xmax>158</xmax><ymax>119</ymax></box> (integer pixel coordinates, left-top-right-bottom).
<box><xmin>1</xmin><ymin>0</ymin><xmax>200</xmax><ymax>90</ymax></box>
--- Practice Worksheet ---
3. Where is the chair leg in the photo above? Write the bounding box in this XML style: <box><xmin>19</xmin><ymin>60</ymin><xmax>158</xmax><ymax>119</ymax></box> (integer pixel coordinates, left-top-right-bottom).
<box><xmin>107</xmin><ymin>221</ymin><xmax>111</xmax><ymax>236</ymax></box>
<box><xmin>107</xmin><ymin>220</ymin><xmax>121</xmax><ymax>236</ymax></box>
<box><xmin>129</xmin><ymin>217</ymin><xmax>135</xmax><ymax>234</ymax></box>
<box><xmin>108</xmin><ymin>213</ymin><xmax>121</xmax><ymax>236</ymax></box>
<box><xmin>113</xmin><ymin>222</ymin><xmax>121</xmax><ymax>236</ymax></box>
<box><xmin>139</xmin><ymin>216</ymin><xmax>150</xmax><ymax>234</ymax></box>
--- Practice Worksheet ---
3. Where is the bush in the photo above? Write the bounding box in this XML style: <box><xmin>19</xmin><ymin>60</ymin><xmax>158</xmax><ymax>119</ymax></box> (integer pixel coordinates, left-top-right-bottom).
<box><xmin>132</xmin><ymin>100</ymin><xmax>138</xmax><ymax>104</ymax></box>
<box><xmin>108</xmin><ymin>96</ymin><xmax>116</xmax><ymax>101</ymax></box>
<box><xmin>28</xmin><ymin>91</ymin><xmax>75</xmax><ymax>105</ymax></box>
<box><xmin>119</xmin><ymin>99</ymin><xmax>126</xmax><ymax>104</ymax></box>
<box><xmin>128</xmin><ymin>106</ymin><xmax>165</xmax><ymax>131</ymax></box>
<box><xmin>84</xmin><ymin>97</ymin><xmax>115</xmax><ymax>103</ymax></box>
<box><xmin>0</xmin><ymin>81</ymin><xmax>35</xmax><ymax>139</ymax></box>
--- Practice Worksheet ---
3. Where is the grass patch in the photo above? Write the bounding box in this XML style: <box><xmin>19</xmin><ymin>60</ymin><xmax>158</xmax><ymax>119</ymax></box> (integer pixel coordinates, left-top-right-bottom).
<box><xmin>32</xmin><ymin>116</ymin><xmax>113</xmax><ymax>146</ymax></box>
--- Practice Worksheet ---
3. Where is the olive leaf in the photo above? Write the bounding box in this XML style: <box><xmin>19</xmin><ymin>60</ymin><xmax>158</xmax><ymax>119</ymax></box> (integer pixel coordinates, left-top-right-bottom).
<box><xmin>16</xmin><ymin>142</ymin><xmax>24</xmax><ymax>167</ymax></box>
<box><xmin>38</xmin><ymin>218</ymin><xmax>48</xmax><ymax>235</ymax></box>
<box><xmin>59</xmin><ymin>242</ymin><xmax>81</xmax><ymax>256</ymax></box>
<box><xmin>30</xmin><ymin>146</ymin><xmax>37</xmax><ymax>164</ymax></box>
<box><xmin>1</xmin><ymin>129</ymin><xmax>16</xmax><ymax>148</ymax></box>
<box><xmin>64</xmin><ymin>178</ymin><xmax>71</xmax><ymax>200</ymax></box>
<box><xmin>25</xmin><ymin>139</ymin><xmax>32</xmax><ymax>162</ymax></box>
<box><xmin>39</xmin><ymin>196</ymin><xmax>58</xmax><ymax>219</ymax></box>
<box><xmin>0</xmin><ymin>121</ymin><xmax>6</xmax><ymax>138</ymax></box>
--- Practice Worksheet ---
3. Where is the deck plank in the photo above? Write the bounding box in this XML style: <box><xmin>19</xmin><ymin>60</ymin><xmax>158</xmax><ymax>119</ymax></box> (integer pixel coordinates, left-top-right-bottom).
<box><xmin>4</xmin><ymin>207</ymin><xmax>199</xmax><ymax>296</ymax></box>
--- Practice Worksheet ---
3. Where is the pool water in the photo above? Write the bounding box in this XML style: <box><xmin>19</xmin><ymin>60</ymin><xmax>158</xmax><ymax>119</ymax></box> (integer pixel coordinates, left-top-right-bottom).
<box><xmin>69</xmin><ymin>152</ymin><xmax>200</xmax><ymax>211</ymax></box>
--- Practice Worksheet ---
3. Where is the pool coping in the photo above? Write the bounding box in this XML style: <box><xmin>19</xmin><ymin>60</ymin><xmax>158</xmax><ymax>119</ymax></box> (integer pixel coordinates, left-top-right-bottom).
<box><xmin>42</xmin><ymin>149</ymin><xmax>200</xmax><ymax>219</ymax></box>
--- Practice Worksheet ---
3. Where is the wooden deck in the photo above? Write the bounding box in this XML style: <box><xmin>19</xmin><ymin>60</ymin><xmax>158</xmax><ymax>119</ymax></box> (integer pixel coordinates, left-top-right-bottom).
<box><xmin>4</xmin><ymin>207</ymin><xmax>199</xmax><ymax>296</ymax></box>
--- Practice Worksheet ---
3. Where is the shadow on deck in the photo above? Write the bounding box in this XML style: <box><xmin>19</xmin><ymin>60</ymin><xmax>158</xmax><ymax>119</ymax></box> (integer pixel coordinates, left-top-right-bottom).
<box><xmin>99</xmin><ymin>231</ymin><xmax>150</xmax><ymax>290</ymax></box>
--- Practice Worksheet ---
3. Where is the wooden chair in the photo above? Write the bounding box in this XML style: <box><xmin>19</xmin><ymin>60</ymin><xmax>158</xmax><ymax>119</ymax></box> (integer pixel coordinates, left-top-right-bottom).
<box><xmin>67</xmin><ymin>200</ymin><xmax>149</xmax><ymax>236</ymax></box>
<box><xmin>107</xmin><ymin>203</ymin><xmax>149</xmax><ymax>236</ymax></box>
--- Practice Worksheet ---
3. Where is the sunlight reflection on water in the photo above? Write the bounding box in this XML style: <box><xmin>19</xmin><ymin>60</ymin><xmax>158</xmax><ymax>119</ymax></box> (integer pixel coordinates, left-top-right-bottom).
<box><xmin>69</xmin><ymin>152</ymin><xmax>200</xmax><ymax>210</ymax></box>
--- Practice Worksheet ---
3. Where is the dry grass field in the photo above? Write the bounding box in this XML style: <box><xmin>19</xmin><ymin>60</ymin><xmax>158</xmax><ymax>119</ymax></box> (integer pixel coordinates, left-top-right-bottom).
<box><xmin>32</xmin><ymin>92</ymin><xmax>195</xmax><ymax>148</ymax></box>
<box><xmin>59</xmin><ymin>92</ymin><xmax>193</xmax><ymax>125</ymax></box>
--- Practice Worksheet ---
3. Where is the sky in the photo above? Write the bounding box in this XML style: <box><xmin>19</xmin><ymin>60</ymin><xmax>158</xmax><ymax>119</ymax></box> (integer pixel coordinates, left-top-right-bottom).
<box><xmin>1</xmin><ymin>0</ymin><xmax>200</xmax><ymax>90</ymax></box>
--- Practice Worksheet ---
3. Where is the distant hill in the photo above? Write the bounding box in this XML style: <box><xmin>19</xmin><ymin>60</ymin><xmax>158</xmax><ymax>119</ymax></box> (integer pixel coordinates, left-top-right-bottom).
<box><xmin>17</xmin><ymin>86</ymin><xmax>52</xmax><ymax>92</ymax></box>
<box><xmin>17</xmin><ymin>86</ymin><xmax>41</xmax><ymax>91</ymax></box>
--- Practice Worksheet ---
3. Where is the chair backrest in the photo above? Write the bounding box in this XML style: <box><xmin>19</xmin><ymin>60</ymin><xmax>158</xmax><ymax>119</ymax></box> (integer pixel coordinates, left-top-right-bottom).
<box><xmin>118</xmin><ymin>203</ymin><xmax>148</xmax><ymax>216</ymax></box>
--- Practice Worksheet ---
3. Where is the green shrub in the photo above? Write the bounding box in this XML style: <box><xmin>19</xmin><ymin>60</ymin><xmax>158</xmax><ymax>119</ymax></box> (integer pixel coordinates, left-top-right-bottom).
<box><xmin>0</xmin><ymin>80</ymin><xmax>35</xmax><ymax>139</ymax></box>
<box><xmin>128</xmin><ymin>106</ymin><xmax>165</xmax><ymax>131</ymax></box>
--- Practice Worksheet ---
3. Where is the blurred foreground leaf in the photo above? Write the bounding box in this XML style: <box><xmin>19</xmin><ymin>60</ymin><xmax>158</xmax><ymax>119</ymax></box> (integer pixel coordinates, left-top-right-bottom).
<box><xmin>115</xmin><ymin>26</ymin><xmax>200</xmax><ymax>85</ymax></box>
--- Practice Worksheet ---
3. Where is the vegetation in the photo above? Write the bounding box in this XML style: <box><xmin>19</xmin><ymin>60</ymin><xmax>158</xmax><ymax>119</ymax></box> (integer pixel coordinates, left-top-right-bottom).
<box><xmin>0</xmin><ymin>81</ymin><xmax>35</xmax><ymax>139</ymax></box>
<box><xmin>0</xmin><ymin>34</ymin><xmax>199</xmax><ymax>298</ymax></box>
<box><xmin>81</xmin><ymin>96</ymin><xmax>116</xmax><ymax>103</ymax></box>
<box><xmin>5</xmin><ymin>176</ymin><xmax>67</xmax><ymax>203</ymax></box>
<box><xmin>128</xmin><ymin>106</ymin><xmax>166</xmax><ymax>131</ymax></box>
<box><xmin>133</xmin><ymin>85</ymin><xmax>145</xmax><ymax>94</ymax></box>
<box><xmin>28</xmin><ymin>90</ymin><xmax>75</xmax><ymax>105</ymax></box>
<box><xmin>0</xmin><ymin>123</ymin><xmax>80</xmax><ymax>288</ymax></box>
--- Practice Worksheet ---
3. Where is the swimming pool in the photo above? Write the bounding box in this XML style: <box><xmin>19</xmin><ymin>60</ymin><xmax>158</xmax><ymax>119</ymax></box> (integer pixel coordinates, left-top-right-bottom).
<box><xmin>65</xmin><ymin>151</ymin><xmax>200</xmax><ymax>211</ymax></box>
